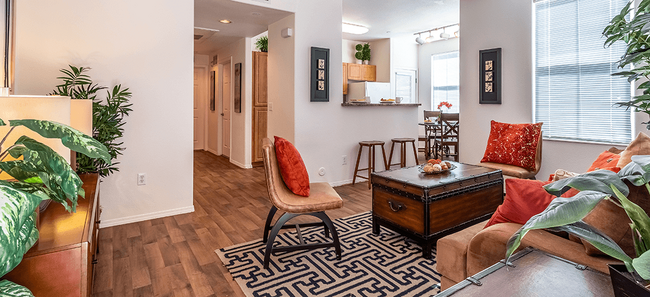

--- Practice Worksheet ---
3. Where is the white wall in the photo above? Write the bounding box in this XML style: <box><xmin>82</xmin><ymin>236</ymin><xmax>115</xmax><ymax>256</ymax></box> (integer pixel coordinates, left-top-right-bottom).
<box><xmin>14</xmin><ymin>0</ymin><xmax>194</xmax><ymax>227</ymax></box>
<box><xmin>267</xmin><ymin>1</ymin><xmax>419</xmax><ymax>186</ymax></box>
<box><xmin>342</xmin><ymin>39</ymin><xmax>363</xmax><ymax>64</ymax></box>
<box><xmin>214</xmin><ymin>38</ymin><xmax>254</xmax><ymax>168</ymax></box>
<box><xmin>268</xmin><ymin>14</ymin><xmax>296</xmax><ymax>143</ymax></box>
<box><xmin>369</xmin><ymin>39</ymin><xmax>390</xmax><ymax>83</ymax></box>
<box><xmin>460</xmin><ymin>0</ymin><xmax>643</xmax><ymax>180</ymax></box>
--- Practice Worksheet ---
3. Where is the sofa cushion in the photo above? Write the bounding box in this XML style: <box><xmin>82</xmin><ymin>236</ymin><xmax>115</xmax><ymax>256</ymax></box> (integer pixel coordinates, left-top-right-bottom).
<box><xmin>484</xmin><ymin>179</ymin><xmax>579</xmax><ymax>229</ymax></box>
<box><xmin>436</xmin><ymin>221</ymin><xmax>488</xmax><ymax>285</ymax></box>
<box><xmin>617</xmin><ymin>132</ymin><xmax>650</xmax><ymax>169</ymax></box>
<box><xmin>481</xmin><ymin>120</ymin><xmax>543</xmax><ymax>171</ymax></box>
<box><xmin>587</xmin><ymin>150</ymin><xmax>621</xmax><ymax>173</ymax></box>
<box><xmin>274</xmin><ymin>136</ymin><xmax>310</xmax><ymax>197</ymax></box>
<box><xmin>466</xmin><ymin>223</ymin><xmax>621</xmax><ymax>277</ymax></box>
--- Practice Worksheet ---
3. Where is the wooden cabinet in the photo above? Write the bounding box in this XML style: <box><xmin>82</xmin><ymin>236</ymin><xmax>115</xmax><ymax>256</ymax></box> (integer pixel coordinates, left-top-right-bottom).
<box><xmin>253</xmin><ymin>52</ymin><xmax>268</xmax><ymax>164</ymax></box>
<box><xmin>343</xmin><ymin>63</ymin><xmax>348</xmax><ymax>95</ymax></box>
<box><xmin>345</xmin><ymin>63</ymin><xmax>376</xmax><ymax>82</ymax></box>
<box><xmin>2</xmin><ymin>173</ymin><xmax>101</xmax><ymax>297</ymax></box>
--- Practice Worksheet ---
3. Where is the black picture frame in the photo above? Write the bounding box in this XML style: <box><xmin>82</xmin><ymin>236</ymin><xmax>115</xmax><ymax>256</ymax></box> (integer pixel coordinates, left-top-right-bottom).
<box><xmin>310</xmin><ymin>47</ymin><xmax>329</xmax><ymax>102</ymax></box>
<box><xmin>479</xmin><ymin>48</ymin><xmax>502</xmax><ymax>104</ymax></box>
<box><xmin>210</xmin><ymin>70</ymin><xmax>215</xmax><ymax>111</ymax></box>
<box><xmin>234</xmin><ymin>62</ymin><xmax>242</xmax><ymax>113</ymax></box>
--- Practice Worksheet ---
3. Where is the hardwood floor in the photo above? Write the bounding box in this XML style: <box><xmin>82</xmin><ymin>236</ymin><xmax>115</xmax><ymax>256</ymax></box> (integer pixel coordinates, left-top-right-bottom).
<box><xmin>92</xmin><ymin>151</ymin><xmax>372</xmax><ymax>297</ymax></box>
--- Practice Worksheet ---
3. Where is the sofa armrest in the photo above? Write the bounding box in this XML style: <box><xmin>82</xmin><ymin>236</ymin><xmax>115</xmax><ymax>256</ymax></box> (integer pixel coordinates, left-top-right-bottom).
<box><xmin>467</xmin><ymin>222</ymin><xmax>621</xmax><ymax>276</ymax></box>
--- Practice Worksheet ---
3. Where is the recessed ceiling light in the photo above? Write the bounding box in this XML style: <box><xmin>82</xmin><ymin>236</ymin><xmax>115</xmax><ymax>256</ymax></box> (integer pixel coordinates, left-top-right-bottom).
<box><xmin>342</xmin><ymin>23</ymin><xmax>369</xmax><ymax>34</ymax></box>
<box><xmin>220</xmin><ymin>19</ymin><xmax>232</xmax><ymax>24</ymax></box>
<box><xmin>251</xmin><ymin>12</ymin><xmax>262</xmax><ymax>16</ymax></box>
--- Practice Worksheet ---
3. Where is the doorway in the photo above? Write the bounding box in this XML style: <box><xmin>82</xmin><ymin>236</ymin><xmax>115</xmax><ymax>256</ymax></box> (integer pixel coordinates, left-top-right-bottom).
<box><xmin>220</xmin><ymin>59</ymin><xmax>232</xmax><ymax>158</ymax></box>
<box><xmin>194</xmin><ymin>66</ymin><xmax>208</xmax><ymax>150</ymax></box>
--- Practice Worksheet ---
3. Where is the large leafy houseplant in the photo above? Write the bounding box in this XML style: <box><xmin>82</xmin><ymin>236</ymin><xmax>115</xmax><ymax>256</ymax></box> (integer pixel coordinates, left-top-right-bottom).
<box><xmin>50</xmin><ymin>65</ymin><xmax>132</xmax><ymax>177</ymax></box>
<box><xmin>505</xmin><ymin>156</ymin><xmax>650</xmax><ymax>282</ymax></box>
<box><xmin>0</xmin><ymin>118</ymin><xmax>110</xmax><ymax>295</ymax></box>
<box><xmin>604</xmin><ymin>0</ymin><xmax>650</xmax><ymax>129</ymax></box>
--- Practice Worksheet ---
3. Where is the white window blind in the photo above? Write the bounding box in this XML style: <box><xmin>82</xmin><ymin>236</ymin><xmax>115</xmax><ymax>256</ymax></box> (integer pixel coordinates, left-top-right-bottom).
<box><xmin>534</xmin><ymin>0</ymin><xmax>631</xmax><ymax>144</ymax></box>
<box><xmin>431</xmin><ymin>51</ymin><xmax>460</xmax><ymax>113</ymax></box>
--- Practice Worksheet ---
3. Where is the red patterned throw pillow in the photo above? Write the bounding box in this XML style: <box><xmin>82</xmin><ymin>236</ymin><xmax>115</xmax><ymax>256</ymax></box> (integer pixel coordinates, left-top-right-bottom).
<box><xmin>587</xmin><ymin>150</ymin><xmax>621</xmax><ymax>173</ymax></box>
<box><xmin>481</xmin><ymin>120</ymin><xmax>543</xmax><ymax>171</ymax></box>
<box><xmin>274</xmin><ymin>136</ymin><xmax>310</xmax><ymax>197</ymax></box>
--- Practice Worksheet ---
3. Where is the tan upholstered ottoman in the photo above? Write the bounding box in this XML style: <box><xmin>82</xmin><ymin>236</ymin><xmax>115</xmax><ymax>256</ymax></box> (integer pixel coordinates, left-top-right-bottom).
<box><xmin>436</xmin><ymin>220</ymin><xmax>487</xmax><ymax>290</ymax></box>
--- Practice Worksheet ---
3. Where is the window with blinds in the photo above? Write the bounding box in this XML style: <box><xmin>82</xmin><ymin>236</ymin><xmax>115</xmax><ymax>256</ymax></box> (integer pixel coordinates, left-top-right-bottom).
<box><xmin>432</xmin><ymin>51</ymin><xmax>460</xmax><ymax>113</ymax></box>
<box><xmin>534</xmin><ymin>0</ymin><xmax>632</xmax><ymax>144</ymax></box>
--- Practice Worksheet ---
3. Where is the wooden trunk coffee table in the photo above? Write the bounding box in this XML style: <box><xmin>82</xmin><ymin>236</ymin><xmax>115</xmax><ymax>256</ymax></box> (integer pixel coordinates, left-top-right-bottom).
<box><xmin>370</xmin><ymin>162</ymin><xmax>503</xmax><ymax>258</ymax></box>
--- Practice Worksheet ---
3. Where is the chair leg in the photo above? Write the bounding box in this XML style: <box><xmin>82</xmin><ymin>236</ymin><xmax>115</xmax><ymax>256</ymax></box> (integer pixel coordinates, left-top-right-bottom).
<box><xmin>310</xmin><ymin>212</ymin><xmax>342</xmax><ymax>260</ymax></box>
<box><xmin>400</xmin><ymin>142</ymin><xmax>406</xmax><ymax>167</ymax></box>
<box><xmin>352</xmin><ymin>145</ymin><xmax>363</xmax><ymax>185</ymax></box>
<box><xmin>262</xmin><ymin>206</ymin><xmax>278</xmax><ymax>243</ymax></box>
<box><xmin>387</xmin><ymin>141</ymin><xmax>396</xmax><ymax>169</ymax></box>
<box><xmin>380</xmin><ymin>144</ymin><xmax>388</xmax><ymax>171</ymax></box>
<box><xmin>263</xmin><ymin>212</ymin><xmax>300</xmax><ymax>269</ymax></box>
<box><xmin>411</xmin><ymin>141</ymin><xmax>419</xmax><ymax>165</ymax></box>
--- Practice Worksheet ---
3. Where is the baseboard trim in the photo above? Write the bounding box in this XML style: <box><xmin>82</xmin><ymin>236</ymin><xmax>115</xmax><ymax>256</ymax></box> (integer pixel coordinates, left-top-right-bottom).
<box><xmin>231</xmin><ymin>159</ymin><xmax>253</xmax><ymax>169</ymax></box>
<box><xmin>329</xmin><ymin>179</ymin><xmax>353</xmax><ymax>187</ymax></box>
<box><xmin>99</xmin><ymin>205</ymin><xmax>195</xmax><ymax>228</ymax></box>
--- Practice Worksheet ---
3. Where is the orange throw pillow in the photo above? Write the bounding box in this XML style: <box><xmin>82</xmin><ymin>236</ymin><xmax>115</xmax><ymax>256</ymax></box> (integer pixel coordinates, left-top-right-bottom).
<box><xmin>481</xmin><ymin>121</ymin><xmax>543</xmax><ymax>170</ymax></box>
<box><xmin>485</xmin><ymin>179</ymin><xmax>578</xmax><ymax>229</ymax></box>
<box><xmin>274</xmin><ymin>136</ymin><xmax>310</xmax><ymax>197</ymax></box>
<box><xmin>587</xmin><ymin>151</ymin><xmax>621</xmax><ymax>173</ymax></box>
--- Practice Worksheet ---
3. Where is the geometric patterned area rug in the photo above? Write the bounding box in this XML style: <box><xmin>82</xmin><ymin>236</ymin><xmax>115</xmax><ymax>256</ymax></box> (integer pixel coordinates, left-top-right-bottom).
<box><xmin>215</xmin><ymin>211</ymin><xmax>441</xmax><ymax>297</ymax></box>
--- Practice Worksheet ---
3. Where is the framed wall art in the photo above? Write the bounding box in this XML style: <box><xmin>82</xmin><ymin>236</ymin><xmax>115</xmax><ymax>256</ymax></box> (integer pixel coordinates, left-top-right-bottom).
<box><xmin>210</xmin><ymin>70</ymin><xmax>215</xmax><ymax>111</ymax></box>
<box><xmin>479</xmin><ymin>48</ymin><xmax>501</xmax><ymax>104</ymax></box>
<box><xmin>234</xmin><ymin>62</ymin><xmax>242</xmax><ymax>113</ymax></box>
<box><xmin>310</xmin><ymin>47</ymin><xmax>329</xmax><ymax>102</ymax></box>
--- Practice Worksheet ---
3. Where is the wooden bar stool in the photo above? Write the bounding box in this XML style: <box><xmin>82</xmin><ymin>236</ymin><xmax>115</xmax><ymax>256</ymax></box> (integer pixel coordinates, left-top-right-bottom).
<box><xmin>352</xmin><ymin>141</ymin><xmax>388</xmax><ymax>189</ymax></box>
<box><xmin>387</xmin><ymin>138</ymin><xmax>419</xmax><ymax>169</ymax></box>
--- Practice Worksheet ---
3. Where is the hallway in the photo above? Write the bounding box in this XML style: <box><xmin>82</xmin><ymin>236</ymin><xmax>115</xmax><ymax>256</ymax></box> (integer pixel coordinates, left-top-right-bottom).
<box><xmin>92</xmin><ymin>151</ymin><xmax>371</xmax><ymax>297</ymax></box>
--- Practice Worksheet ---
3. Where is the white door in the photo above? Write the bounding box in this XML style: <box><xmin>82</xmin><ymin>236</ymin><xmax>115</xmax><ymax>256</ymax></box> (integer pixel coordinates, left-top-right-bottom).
<box><xmin>222</xmin><ymin>63</ymin><xmax>231</xmax><ymax>157</ymax></box>
<box><xmin>194</xmin><ymin>67</ymin><xmax>206</xmax><ymax>150</ymax></box>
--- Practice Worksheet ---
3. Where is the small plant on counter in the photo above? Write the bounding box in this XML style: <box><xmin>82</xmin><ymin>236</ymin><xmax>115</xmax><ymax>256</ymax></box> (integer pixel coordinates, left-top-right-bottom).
<box><xmin>0</xmin><ymin>118</ymin><xmax>110</xmax><ymax>296</ymax></box>
<box><xmin>256</xmin><ymin>36</ymin><xmax>268</xmax><ymax>52</ymax></box>
<box><xmin>51</xmin><ymin>65</ymin><xmax>132</xmax><ymax>177</ymax></box>
<box><xmin>355</xmin><ymin>43</ymin><xmax>371</xmax><ymax>63</ymax></box>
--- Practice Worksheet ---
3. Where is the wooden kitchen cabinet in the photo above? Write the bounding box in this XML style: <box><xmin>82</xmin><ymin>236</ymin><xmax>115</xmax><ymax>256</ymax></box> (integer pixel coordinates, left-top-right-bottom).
<box><xmin>343</xmin><ymin>63</ymin><xmax>348</xmax><ymax>94</ymax></box>
<box><xmin>2</xmin><ymin>173</ymin><xmax>101</xmax><ymax>297</ymax></box>
<box><xmin>345</xmin><ymin>63</ymin><xmax>376</xmax><ymax>82</ymax></box>
<box><xmin>252</xmin><ymin>51</ymin><xmax>268</xmax><ymax>164</ymax></box>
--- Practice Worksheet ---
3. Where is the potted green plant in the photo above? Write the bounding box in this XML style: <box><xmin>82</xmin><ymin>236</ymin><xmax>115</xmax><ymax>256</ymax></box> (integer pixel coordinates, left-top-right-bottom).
<box><xmin>51</xmin><ymin>65</ymin><xmax>132</xmax><ymax>177</ymax></box>
<box><xmin>0</xmin><ymin>118</ymin><xmax>110</xmax><ymax>296</ymax></box>
<box><xmin>604</xmin><ymin>0</ymin><xmax>650</xmax><ymax>130</ymax></box>
<box><xmin>355</xmin><ymin>43</ymin><xmax>371</xmax><ymax>64</ymax></box>
<box><xmin>505</xmin><ymin>156</ymin><xmax>650</xmax><ymax>295</ymax></box>
<box><xmin>256</xmin><ymin>36</ymin><xmax>268</xmax><ymax>52</ymax></box>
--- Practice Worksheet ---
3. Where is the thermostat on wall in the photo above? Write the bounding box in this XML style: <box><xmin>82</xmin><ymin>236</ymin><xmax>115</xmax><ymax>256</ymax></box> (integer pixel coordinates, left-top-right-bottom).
<box><xmin>281</xmin><ymin>28</ymin><xmax>293</xmax><ymax>38</ymax></box>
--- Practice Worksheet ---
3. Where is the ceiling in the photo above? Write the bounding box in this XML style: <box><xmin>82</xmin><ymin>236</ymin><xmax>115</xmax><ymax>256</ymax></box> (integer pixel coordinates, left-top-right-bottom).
<box><xmin>194</xmin><ymin>0</ymin><xmax>291</xmax><ymax>54</ymax></box>
<box><xmin>342</xmin><ymin>0</ymin><xmax>459</xmax><ymax>41</ymax></box>
<box><xmin>194</xmin><ymin>0</ymin><xmax>460</xmax><ymax>54</ymax></box>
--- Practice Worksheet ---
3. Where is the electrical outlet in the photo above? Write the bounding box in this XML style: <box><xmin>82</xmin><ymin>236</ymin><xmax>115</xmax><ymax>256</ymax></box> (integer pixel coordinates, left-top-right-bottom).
<box><xmin>268</xmin><ymin>102</ymin><xmax>274</xmax><ymax>111</ymax></box>
<box><xmin>342</xmin><ymin>155</ymin><xmax>348</xmax><ymax>165</ymax></box>
<box><xmin>137</xmin><ymin>173</ymin><xmax>146</xmax><ymax>185</ymax></box>
<box><xmin>318</xmin><ymin>167</ymin><xmax>326</xmax><ymax>176</ymax></box>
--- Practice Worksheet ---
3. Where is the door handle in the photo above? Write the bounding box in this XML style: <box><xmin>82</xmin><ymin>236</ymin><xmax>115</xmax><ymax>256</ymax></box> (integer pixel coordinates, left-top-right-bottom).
<box><xmin>220</xmin><ymin>113</ymin><xmax>224</xmax><ymax>116</ymax></box>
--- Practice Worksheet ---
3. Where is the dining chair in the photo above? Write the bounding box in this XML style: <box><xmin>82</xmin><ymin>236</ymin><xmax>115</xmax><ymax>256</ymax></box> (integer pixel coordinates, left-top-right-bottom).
<box><xmin>438</xmin><ymin>113</ymin><xmax>459</xmax><ymax>161</ymax></box>
<box><xmin>419</xmin><ymin>110</ymin><xmax>441</xmax><ymax>159</ymax></box>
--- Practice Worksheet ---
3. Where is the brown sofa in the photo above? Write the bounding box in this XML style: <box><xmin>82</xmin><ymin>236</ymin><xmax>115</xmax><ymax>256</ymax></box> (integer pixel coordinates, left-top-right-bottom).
<box><xmin>436</xmin><ymin>146</ymin><xmax>650</xmax><ymax>290</ymax></box>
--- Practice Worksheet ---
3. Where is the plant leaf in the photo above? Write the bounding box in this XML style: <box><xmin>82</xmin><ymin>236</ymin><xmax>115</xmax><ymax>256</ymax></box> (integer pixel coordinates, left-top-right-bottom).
<box><xmin>0</xmin><ymin>184</ymin><xmax>42</xmax><ymax>277</ymax></box>
<box><xmin>0</xmin><ymin>118</ymin><xmax>5</xmax><ymax>126</ymax></box>
<box><xmin>506</xmin><ymin>191</ymin><xmax>609</xmax><ymax>261</ymax></box>
<box><xmin>611</xmin><ymin>185</ymin><xmax>650</xmax><ymax>253</ymax></box>
<box><xmin>0</xmin><ymin>280</ymin><xmax>35</xmax><ymax>296</ymax></box>
<box><xmin>544</xmin><ymin>170</ymin><xmax>629</xmax><ymax>197</ymax></box>
<box><xmin>632</xmin><ymin>250</ymin><xmax>650</xmax><ymax>280</ymax></box>
<box><xmin>549</xmin><ymin>221</ymin><xmax>633</xmax><ymax>264</ymax></box>
<box><xmin>9</xmin><ymin>119</ymin><xmax>111</xmax><ymax>163</ymax></box>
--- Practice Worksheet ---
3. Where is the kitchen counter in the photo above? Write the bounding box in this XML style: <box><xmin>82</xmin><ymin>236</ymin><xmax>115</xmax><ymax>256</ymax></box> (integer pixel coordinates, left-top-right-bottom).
<box><xmin>341</xmin><ymin>102</ymin><xmax>422</xmax><ymax>107</ymax></box>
